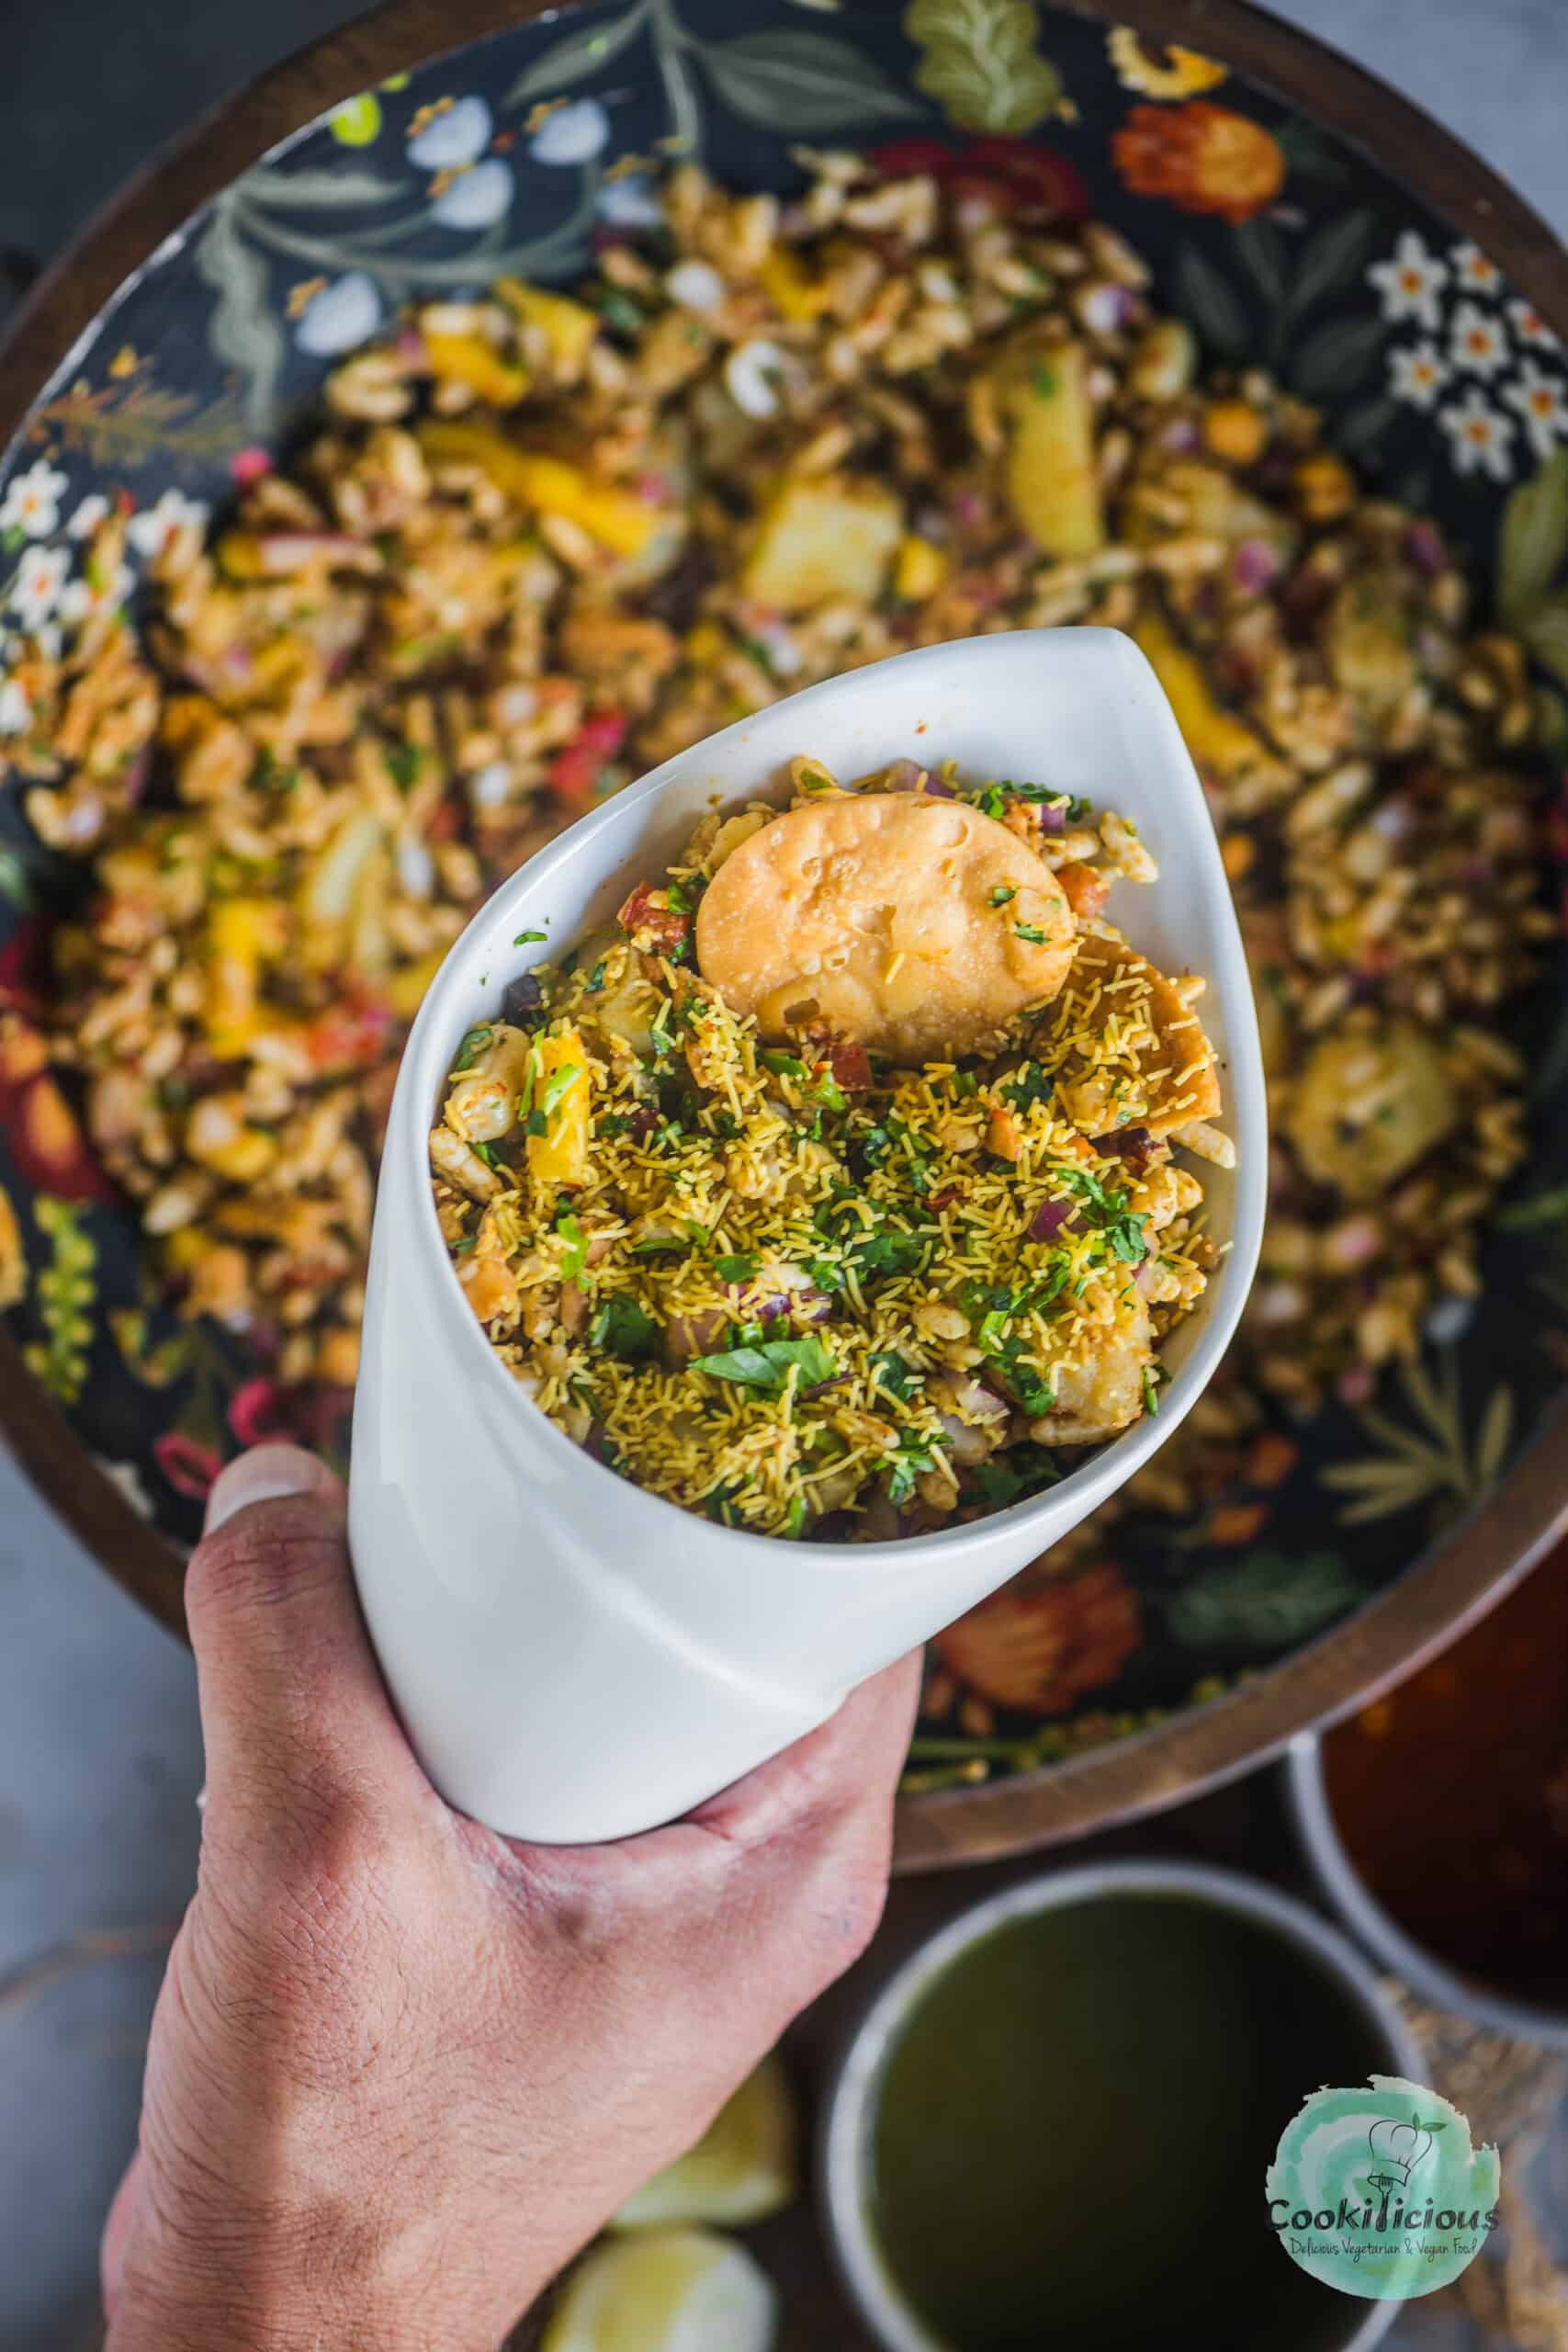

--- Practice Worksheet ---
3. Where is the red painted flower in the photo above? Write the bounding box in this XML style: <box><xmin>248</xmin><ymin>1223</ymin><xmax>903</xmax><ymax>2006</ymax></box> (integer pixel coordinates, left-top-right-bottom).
<box><xmin>934</xmin><ymin>1557</ymin><xmax>1144</xmax><ymax>1715</ymax></box>
<box><xmin>227</xmin><ymin>1376</ymin><xmax>293</xmax><ymax>1448</ymax></box>
<box><xmin>1112</xmin><ymin>101</ymin><xmax>1285</xmax><ymax>225</ymax></box>
<box><xmin>870</xmin><ymin>136</ymin><xmax>1089</xmax><ymax>223</ymax></box>
<box><xmin>230</xmin><ymin>447</ymin><xmax>274</xmax><ymax>485</ymax></box>
<box><xmin>154</xmin><ymin>1430</ymin><xmax>224</xmax><ymax>1500</ymax></box>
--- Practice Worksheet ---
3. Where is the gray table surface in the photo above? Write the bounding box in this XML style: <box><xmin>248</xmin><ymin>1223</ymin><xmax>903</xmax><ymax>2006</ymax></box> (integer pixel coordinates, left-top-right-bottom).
<box><xmin>2</xmin><ymin>4</ymin><xmax>1564</xmax><ymax>2346</ymax></box>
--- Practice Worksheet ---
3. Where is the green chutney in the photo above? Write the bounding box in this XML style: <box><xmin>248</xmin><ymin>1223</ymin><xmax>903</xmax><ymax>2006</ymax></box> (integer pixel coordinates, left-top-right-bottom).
<box><xmin>867</xmin><ymin>1891</ymin><xmax>1387</xmax><ymax>2352</ymax></box>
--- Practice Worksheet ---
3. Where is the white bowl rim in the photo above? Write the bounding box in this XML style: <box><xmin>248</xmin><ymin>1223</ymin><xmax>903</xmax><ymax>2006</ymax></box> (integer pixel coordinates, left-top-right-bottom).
<box><xmin>393</xmin><ymin>629</ymin><xmax>1269</xmax><ymax>1571</ymax></box>
<box><xmin>818</xmin><ymin>1855</ymin><xmax>1420</xmax><ymax>2352</ymax></box>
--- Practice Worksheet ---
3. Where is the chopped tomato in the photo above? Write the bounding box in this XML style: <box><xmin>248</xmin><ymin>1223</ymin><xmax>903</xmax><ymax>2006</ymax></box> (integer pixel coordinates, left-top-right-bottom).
<box><xmin>548</xmin><ymin>710</ymin><xmax>629</xmax><ymax>808</ymax></box>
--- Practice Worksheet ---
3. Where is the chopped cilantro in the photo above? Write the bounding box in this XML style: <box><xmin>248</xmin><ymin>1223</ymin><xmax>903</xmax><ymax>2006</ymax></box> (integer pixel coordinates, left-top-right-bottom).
<box><xmin>590</xmin><ymin>1296</ymin><xmax>658</xmax><ymax>1361</ymax></box>
<box><xmin>1002</xmin><ymin>1063</ymin><xmax>1053</xmax><ymax>1112</ymax></box>
<box><xmin>989</xmin><ymin>886</ymin><xmax>1016</xmax><ymax>907</ymax></box>
<box><xmin>1032</xmin><ymin>358</ymin><xmax>1057</xmax><ymax>399</ymax></box>
<box><xmin>964</xmin><ymin>1444</ymin><xmax>1059</xmax><ymax>1508</ymax></box>
<box><xmin>470</xmin><ymin>1140</ymin><xmax>499</xmax><ymax>1169</ymax></box>
<box><xmin>599</xmin><ymin>287</ymin><xmax>644</xmax><ymax>334</ymax></box>
<box><xmin>513</xmin><ymin>928</ymin><xmax>548</xmax><ymax>945</ymax></box>
<box><xmin>689</xmin><ymin>1335</ymin><xmax>836</xmax><ymax>1393</ymax></box>
<box><xmin>1142</xmin><ymin>1364</ymin><xmax>1160</xmax><ymax>1417</ymax></box>
<box><xmin>715</xmin><ymin>1251</ymin><xmax>760</xmax><ymax>1283</ymax></box>
<box><xmin>556</xmin><ymin>1210</ymin><xmax>588</xmax><ymax>1281</ymax></box>
<box><xmin>451</xmin><ymin>1024</ymin><xmax>492</xmax><ymax>1074</ymax></box>
<box><xmin>541</xmin><ymin>1064</ymin><xmax>581</xmax><ymax>1117</ymax></box>
<box><xmin>869</xmin><ymin>1351</ymin><xmax>919</xmax><ymax>1402</ymax></box>
<box><xmin>526</xmin><ymin>1110</ymin><xmax>548</xmax><ymax>1137</ymax></box>
<box><xmin>761</xmin><ymin>1048</ymin><xmax>807</xmax><ymax>1080</ymax></box>
<box><xmin>1014</xmin><ymin>922</ymin><xmax>1047</xmax><ymax>945</ymax></box>
<box><xmin>386</xmin><ymin>743</ymin><xmax>423</xmax><ymax>791</ymax></box>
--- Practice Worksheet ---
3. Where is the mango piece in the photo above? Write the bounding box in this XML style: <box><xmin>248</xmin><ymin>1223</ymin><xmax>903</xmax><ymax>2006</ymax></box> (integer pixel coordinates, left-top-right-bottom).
<box><xmin>416</xmin><ymin>422</ymin><xmax>659</xmax><ymax>558</ymax></box>
<box><xmin>759</xmin><ymin>249</ymin><xmax>831</xmax><ymax>323</ymax></box>
<box><xmin>1132</xmin><ymin>609</ymin><xmax>1277</xmax><ymax>786</ymax></box>
<box><xmin>526</xmin><ymin>1030</ymin><xmax>592</xmax><ymax>1193</ymax></box>
<box><xmin>894</xmin><ymin>533</ymin><xmax>948</xmax><ymax>601</ymax></box>
<box><xmin>422</xmin><ymin>333</ymin><xmax>528</xmax><ymax>408</ymax></box>
<box><xmin>741</xmin><ymin>473</ymin><xmax>903</xmax><ymax>614</ymax></box>
<box><xmin>204</xmin><ymin>897</ymin><xmax>288</xmax><ymax>1052</ymax></box>
<box><xmin>389</xmin><ymin>947</ymin><xmax>446</xmax><ymax>1020</ymax></box>
<box><xmin>496</xmin><ymin>278</ymin><xmax>600</xmax><ymax>371</ymax></box>
<box><xmin>995</xmin><ymin>339</ymin><xmax>1103</xmax><ymax>559</ymax></box>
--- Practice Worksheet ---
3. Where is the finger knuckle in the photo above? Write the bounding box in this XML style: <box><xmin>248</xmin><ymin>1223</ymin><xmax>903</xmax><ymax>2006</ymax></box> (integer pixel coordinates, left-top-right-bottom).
<box><xmin>184</xmin><ymin>1500</ymin><xmax>344</xmax><ymax>1633</ymax></box>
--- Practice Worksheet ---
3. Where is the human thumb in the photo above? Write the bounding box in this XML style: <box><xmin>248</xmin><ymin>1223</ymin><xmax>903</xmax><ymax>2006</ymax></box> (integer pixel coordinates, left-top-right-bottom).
<box><xmin>185</xmin><ymin>1444</ymin><xmax>414</xmax><ymax>1819</ymax></box>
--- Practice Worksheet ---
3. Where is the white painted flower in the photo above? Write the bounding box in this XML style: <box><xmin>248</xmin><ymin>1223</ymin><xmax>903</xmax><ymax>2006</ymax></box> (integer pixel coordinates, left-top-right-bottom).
<box><xmin>96</xmin><ymin>1456</ymin><xmax>154</xmax><ymax>1519</ymax></box>
<box><xmin>1450</xmin><ymin>241</ymin><xmax>1501</xmax><ymax>295</ymax></box>
<box><xmin>9</xmin><ymin>544</ymin><xmax>70</xmax><ymax>628</ymax></box>
<box><xmin>430</xmin><ymin>158</ymin><xmax>513</xmax><ymax>231</ymax></box>
<box><xmin>1367</xmin><ymin>230</ymin><xmax>1447</xmax><ymax>332</ymax></box>
<box><xmin>66</xmin><ymin>492</ymin><xmax>110</xmax><ymax>540</ymax></box>
<box><xmin>1507</xmin><ymin>296</ymin><xmax>1562</xmax><ymax>353</ymax></box>
<box><xmin>0</xmin><ymin>675</ymin><xmax>29</xmax><ymax>734</ymax></box>
<box><xmin>407</xmin><ymin>95</ymin><xmax>493</xmax><ymax>170</ymax></box>
<box><xmin>58</xmin><ymin>553</ymin><xmax>133</xmax><ymax>626</ymax></box>
<box><xmin>127</xmin><ymin>487</ymin><xmax>210</xmax><ymax>560</ymax></box>
<box><xmin>528</xmin><ymin>98</ymin><xmax>611</xmax><ymax>167</ymax></box>
<box><xmin>597</xmin><ymin>172</ymin><xmax>664</xmax><ymax>229</ymax></box>
<box><xmin>1387</xmin><ymin>340</ymin><xmax>1449</xmax><ymax>411</ymax></box>
<box><xmin>0</xmin><ymin>459</ymin><xmax>70</xmax><ymax>540</ymax></box>
<box><xmin>1438</xmin><ymin>386</ymin><xmax>1517</xmax><ymax>481</ymax></box>
<box><xmin>297</xmin><ymin>271</ymin><xmax>382</xmax><ymax>356</ymax></box>
<box><xmin>33</xmin><ymin>621</ymin><xmax>61</xmax><ymax>661</ymax></box>
<box><xmin>1502</xmin><ymin>357</ymin><xmax>1568</xmax><ymax>460</ymax></box>
<box><xmin>1448</xmin><ymin>299</ymin><xmax>1509</xmax><ymax>379</ymax></box>
<box><xmin>666</xmin><ymin>259</ymin><xmax>727</xmax><ymax>315</ymax></box>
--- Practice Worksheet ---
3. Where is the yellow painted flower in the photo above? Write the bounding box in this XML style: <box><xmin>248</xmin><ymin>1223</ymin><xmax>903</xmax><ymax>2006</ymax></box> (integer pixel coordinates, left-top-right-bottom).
<box><xmin>107</xmin><ymin>345</ymin><xmax>141</xmax><ymax>379</ymax></box>
<box><xmin>1113</xmin><ymin>101</ymin><xmax>1284</xmax><ymax>225</ymax></box>
<box><xmin>287</xmin><ymin>276</ymin><xmax>328</xmax><ymax>322</ymax></box>
<box><xmin>1107</xmin><ymin>27</ymin><xmax>1227</xmax><ymax>99</ymax></box>
<box><xmin>0</xmin><ymin>1183</ymin><xmax>24</xmax><ymax>1308</ymax></box>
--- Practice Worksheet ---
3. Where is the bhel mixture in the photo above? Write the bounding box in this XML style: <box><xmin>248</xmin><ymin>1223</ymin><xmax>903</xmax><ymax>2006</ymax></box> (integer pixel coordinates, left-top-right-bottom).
<box><xmin>429</xmin><ymin>759</ymin><xmax>1225</xmax><ymax>1540</ymax></box>
<box><xmin>1</xmin><ymin>142</ymin><xmax>1551</xmax><ymax>1660</ymax></box>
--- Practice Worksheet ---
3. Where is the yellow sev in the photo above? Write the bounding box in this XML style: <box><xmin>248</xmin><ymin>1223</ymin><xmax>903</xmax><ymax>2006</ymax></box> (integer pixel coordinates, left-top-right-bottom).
<box><xmin>431</xmin><ymin>905</ymin><xmax>1214</xmax><ymax>1540</ymax></box>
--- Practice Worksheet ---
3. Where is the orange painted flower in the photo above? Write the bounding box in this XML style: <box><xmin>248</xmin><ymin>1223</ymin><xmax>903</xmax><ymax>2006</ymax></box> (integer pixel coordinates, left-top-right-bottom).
<box><xmin>1112</xmin><ymin>100</ymin><xmax>1285</xmax><ymax>225</ymax></box>
<box><xmin>933</xmin><ymin>1557</ymin><xmax>1144</xmax><ymax>1716</ymax></box>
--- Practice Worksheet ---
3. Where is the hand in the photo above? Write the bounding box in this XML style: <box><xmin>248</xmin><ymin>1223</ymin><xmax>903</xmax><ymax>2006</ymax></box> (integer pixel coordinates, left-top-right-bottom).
<box><xmin>101</xmin><ymin>1444</ymin><xmax>919</xmax><ymax>2352</ymax></box>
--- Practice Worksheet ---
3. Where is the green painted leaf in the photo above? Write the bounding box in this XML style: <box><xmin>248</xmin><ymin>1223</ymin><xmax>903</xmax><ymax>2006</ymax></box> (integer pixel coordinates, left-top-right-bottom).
<box><xmin>1275</xmin><ymin>118</ymin><xmax>1350</xmax><ymax>185</ymax></box>
<box><xmin>1496</xmin><ymin>1182</ymin><xmax>1568</xmax><ymax>1227</ymax></box>
<box><xmin>1335</xmin><ymin>392</ymin><xmax>1400</xmax><ymax>459</ymax></box>
<box><xmin>703</xmin><ymin>28</ymin><xmax>922</xmax><ymax>130</ymax></box>
<box><xmin>1472</xmin><ymin>1385</ymin><xmax>1515</xmax><ymax>1487</ymax></box>
<box><xmin>1170</xmin><ymin>242</ymin><xmax>1250</xmax><ymax>362</ymax></box>
<box><xmin>1520</xmin><ymin>596</ymin><xmax>1568</xmax><ymax>691</ymax></box>
<box><xmin>1289</xmin><ymin>312</ymin><xmax>1385</xmax><ymax>399</ymax></box>
<box><xmin>1165</xmin><ymin>1547</ymin><xmax>1360</xmax><ymax>1653</ymax></box>
<box><xmin>1234</xmin><ymin>216</ymin><xmax>1287</xmax><ymax>307</ymax></box>
<box><xmin>1288</xmin><ymin>209</ymin><xmax>1375</xmax><ymax>319</ymax></box>
<box><xmin>504</xmin><ymin>5</ymin><xmax>650</xmax><ymax>105</ymax></box>
<box><xmin>904</xmin><ymin>0</ymin><xmax>1062</xmax><ymax>135</ymax></box>
<box><xmin>0</xmin><ymin>844</ymin><xmax>33</xmax><ymax>910</ymax></box>
<box><xmin>240</xmin><ymin>167</ymin><xmax>404</xmax><ymax>209</ymax></box>
<box><xmin>195</xmin><ymin>203</ymin><xmax>286</xmax><ymax>430</ymax></box>
<box><xmin>1497</xmin><ymin>449</ymin><xmax>1568</xmax><ymax>625</ymax></box>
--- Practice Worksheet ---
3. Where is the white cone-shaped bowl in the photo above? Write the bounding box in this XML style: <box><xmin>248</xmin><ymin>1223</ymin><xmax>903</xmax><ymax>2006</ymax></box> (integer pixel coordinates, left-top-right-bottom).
<box><xmin>349</xmin><ymin>628</ymin><xmax>1267</xmax><ymax>1842</ymax></box>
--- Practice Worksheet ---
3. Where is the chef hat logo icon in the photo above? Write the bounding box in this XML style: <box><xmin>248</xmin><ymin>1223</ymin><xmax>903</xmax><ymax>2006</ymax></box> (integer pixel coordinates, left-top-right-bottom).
<box><xmin>1367</xmin><ymin>2111</ymin><xmax>1444</xmax><ymax>2188</ymax></box>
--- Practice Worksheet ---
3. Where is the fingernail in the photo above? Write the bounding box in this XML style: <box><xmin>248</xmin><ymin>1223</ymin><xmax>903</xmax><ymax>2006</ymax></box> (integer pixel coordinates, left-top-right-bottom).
<box><xmin>204</xmin><ymin>1444</ymin><xmax>327</xmax><ymax>1535</ymax></box>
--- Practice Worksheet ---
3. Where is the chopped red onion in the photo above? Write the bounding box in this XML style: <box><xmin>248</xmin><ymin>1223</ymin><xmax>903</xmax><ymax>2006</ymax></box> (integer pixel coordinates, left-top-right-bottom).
<box><xmin>1404</xmin><ymin>520</ymin><xmax>1445</xmax><ymax>576</ymax></box>
<box><xmin>1037</xmin><ymin>799</ymin><xmax>1066</xmax><ymax>834</ymax></box>
<box><xmin>1029</xmin><ymin>1197</ymin><xmax>1072</xmax><ymax>1241</ymax></box>
<box><xmin>1233</xmin><ymin>537</ymin><xmax>1281</xmax><ymax>594</ymax></box>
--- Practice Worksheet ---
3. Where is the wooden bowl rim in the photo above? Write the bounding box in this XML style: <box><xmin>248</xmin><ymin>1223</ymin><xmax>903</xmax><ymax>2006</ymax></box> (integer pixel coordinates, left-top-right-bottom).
<box><xmin>3</xmin><ymin>0</ymin><xmax>1566</xmax><ymax>1869</ymax></box>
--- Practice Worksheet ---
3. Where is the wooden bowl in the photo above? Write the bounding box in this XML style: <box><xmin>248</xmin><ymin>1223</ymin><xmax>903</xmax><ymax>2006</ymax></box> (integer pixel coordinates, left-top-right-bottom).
<box><xmin>2</xmin><ymin>0</ymin><xmax>1566</xmax><ymax>1871</ymax></box>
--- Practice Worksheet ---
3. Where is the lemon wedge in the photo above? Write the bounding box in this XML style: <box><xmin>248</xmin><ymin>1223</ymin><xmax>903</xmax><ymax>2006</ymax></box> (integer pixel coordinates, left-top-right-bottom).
<box><xmin>541</xmin><ymin>2226</ymin><xmax>777</xmax><ymax>2352</ymax></box>
<box><xmin>612</xmin><ymin>2055</ymin><xmax>798</xmax><ymax>2230</ymax></box>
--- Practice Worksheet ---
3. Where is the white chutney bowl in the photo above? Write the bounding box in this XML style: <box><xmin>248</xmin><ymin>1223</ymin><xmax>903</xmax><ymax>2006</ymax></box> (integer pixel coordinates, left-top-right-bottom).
<box><xmin>349</xmin><ymin>628</ymin><xmax>1268</xmax><ymax>1842</ymax></box>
